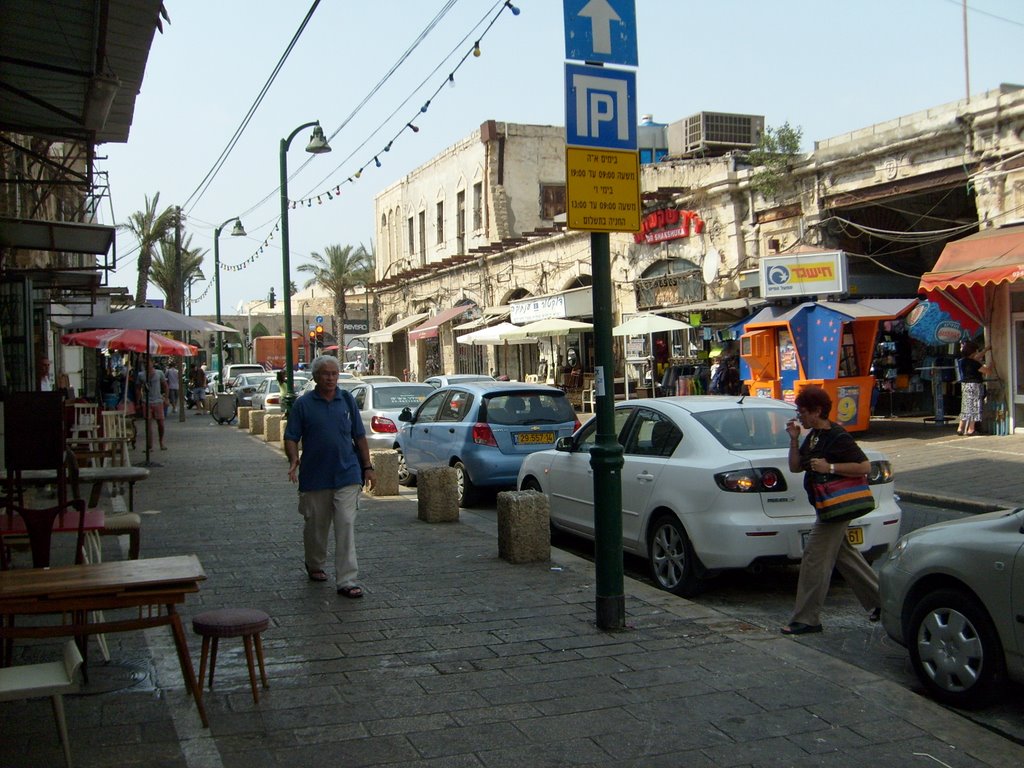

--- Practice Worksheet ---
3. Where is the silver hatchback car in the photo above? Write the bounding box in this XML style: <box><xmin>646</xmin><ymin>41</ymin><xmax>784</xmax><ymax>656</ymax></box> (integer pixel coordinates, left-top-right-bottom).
<box><xmin>879</xmin><ymin>507</ymin><xmax>1024</xmax><ymax>708</ymax></box>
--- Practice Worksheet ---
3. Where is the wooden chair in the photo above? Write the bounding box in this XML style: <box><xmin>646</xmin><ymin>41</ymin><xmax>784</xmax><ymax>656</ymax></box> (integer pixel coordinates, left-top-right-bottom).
<box><xmin>0</xmin><ymin>640</ymin><xmax>83</xmax><ymax>768</ymax></box>
<box><xmin>3</xmin><ymin>393</ymin><xmax>88</xmax><ymax>569</ymax></box>
<box><xmin>69</xmin><ymin>402</ymin><xmax>100</xmax><ymax>440</ymax></box>
<box><xmin>101</xmin><ymin>409</ymin><xmax>132</xmax><ymax>467</ymax></box>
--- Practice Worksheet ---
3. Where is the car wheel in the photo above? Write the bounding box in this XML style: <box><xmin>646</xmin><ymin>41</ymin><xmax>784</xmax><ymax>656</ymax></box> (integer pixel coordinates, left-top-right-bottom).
<box><xmin>453</xmin><ymin>461</ymin><xmax>477</xmax><ymax>507</ymax></box>
<box><xmin>646</xmin><ymin>513</ymin><xmax>702</xmax><ymax>597</ymax></box>
<box><xmin>519</xmin><ymin>477</ymin><xmax>542</xmax><ymax>493</ymax></box>
<box><xmin>908</xmin><ymin>588</ymin><xmax>1006</xmax><ymax>708</ymax></box>
<box><xmin>396</xmin><ymin>448</ymin><xmax>416</xmax><ymax>487</ymax></box>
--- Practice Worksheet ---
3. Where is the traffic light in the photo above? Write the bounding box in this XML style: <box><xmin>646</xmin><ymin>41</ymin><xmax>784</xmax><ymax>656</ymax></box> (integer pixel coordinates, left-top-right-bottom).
<box><xmin>315</xmin><ymin>324</ymin><xmax>324</xmax><ymax>348</ymax></box>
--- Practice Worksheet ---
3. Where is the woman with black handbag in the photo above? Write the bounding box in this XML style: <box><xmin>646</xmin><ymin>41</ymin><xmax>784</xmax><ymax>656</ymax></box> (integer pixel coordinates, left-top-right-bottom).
<box><xmin>781</xmin><ymin>385</ymin><xmax>881</xmax><ymax>636</ymax></box>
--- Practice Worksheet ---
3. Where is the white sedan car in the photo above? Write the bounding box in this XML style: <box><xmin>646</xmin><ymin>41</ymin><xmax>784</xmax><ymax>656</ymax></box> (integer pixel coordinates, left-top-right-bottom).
<box><xmin>517</xmin><ymin>396</ymin><xmax>901</xmax><ymax>596</ymax></box>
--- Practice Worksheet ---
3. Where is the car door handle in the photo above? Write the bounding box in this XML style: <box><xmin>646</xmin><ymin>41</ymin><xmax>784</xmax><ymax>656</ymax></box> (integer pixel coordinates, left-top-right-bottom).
<box><xmin>635</xmin><ymin>472</ymin><xmax>655</xmax><ymax>482</ymax></box>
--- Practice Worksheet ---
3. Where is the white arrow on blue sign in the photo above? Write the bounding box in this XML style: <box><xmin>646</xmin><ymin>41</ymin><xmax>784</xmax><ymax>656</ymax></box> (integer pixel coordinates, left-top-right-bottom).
<box><xmin>563</xmin><ymin>0</ymin><xmax>637</xmax><ymax>67</ymax></box>
<box><xmin>565</xmin><ymin>63</ymin><xmax>637</xmax><ymax>150</ymax></box>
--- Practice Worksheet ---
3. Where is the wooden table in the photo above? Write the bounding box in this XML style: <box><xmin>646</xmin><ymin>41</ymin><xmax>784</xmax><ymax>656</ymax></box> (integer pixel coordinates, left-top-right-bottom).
<box><xmin>2</xmin><ymin>466</ymin><xmax>149</xmax><ymax>513</ymax></box>
<box><xmin>0</xmin><ymin>554</ymin><xmax>209</xmax><ymax>726</ymax></box>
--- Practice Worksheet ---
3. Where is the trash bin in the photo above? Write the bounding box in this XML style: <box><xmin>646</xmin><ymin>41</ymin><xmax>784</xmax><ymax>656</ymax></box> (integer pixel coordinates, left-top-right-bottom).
<box><xmin>211</xmin><ymin>392</ymin><xmax>237</xmax><ymax>425</ymax></box>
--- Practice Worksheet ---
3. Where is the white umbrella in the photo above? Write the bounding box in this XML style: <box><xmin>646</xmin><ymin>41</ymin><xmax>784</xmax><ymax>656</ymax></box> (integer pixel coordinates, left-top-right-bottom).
<box><xmin>344</xmin><ymin>345</ymin><xmax>368</xmax><ymax>354</ymax></box>
<box><xmin>499</xmin><ymin>317</ymin><xmax>593</xmax><ymax>340</ymax></box>
<box><xmin>456</xmin><ymin>322</ymin><xmax>538</xmax><ymax>346</ymax></box>
<box><xmin>458</xmin><ymin>322</ymin><xmax>539</xmax><ymax>379</ymax></box>
<box><xmin>612</xmin><ymin>313</ymin><xmax>693</xmax><ymax>400</ymax></box>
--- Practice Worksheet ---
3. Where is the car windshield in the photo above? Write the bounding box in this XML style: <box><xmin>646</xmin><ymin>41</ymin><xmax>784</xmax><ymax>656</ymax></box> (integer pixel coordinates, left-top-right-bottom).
<box><xmin>484</xmin><ymin>392</ymin><xmax>575</xmax><ymax>425</ymax></box>
<box><xmin>692</xmin><ymin>407</ymin><xmax>795</xmax><ymax>451</ymax></box>
<box><xmin>373</xmin><ymin>386</ymin><xmax>431</xmax><ymax>409</ymax></box>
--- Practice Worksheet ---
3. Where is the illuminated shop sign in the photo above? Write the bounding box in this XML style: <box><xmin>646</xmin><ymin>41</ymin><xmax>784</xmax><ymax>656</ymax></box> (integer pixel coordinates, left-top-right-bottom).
<box><xmin>633</xmin><ymin>208</ymin><xmax>704</xmax><ymax>244</ymax></box>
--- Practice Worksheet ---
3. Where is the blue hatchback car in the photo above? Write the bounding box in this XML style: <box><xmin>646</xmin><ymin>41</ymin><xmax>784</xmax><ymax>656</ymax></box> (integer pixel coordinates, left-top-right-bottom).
<box><xmin>396</xmin><ymin>382</ymin><xmax>580</xmax><ymax>506</ymax></box>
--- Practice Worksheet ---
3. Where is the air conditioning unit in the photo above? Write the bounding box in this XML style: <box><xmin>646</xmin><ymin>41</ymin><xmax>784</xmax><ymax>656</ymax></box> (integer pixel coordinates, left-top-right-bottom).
<box><xmin>668</xmin><ymin>112</ymin><xmax>765</xmax><ymax>157</ymax></box>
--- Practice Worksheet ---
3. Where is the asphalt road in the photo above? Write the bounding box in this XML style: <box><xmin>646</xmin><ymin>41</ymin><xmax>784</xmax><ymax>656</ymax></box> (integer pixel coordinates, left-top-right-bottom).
<box><xmin>462</xmin><ymin>492</ymin><xmax>1024</xmax><ymax>748</ymax></box>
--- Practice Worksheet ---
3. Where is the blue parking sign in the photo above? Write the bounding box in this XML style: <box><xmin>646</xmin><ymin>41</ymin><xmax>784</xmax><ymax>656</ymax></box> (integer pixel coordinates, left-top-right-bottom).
<box><xmin>564</xmin><ymin>0</ymin><xmax>637</xmax><ymax>66</ymax></box>
<box><xmin>564</xmin><ymin>63</ymin><xmax>637</xmax><ymax>150</ymax></box>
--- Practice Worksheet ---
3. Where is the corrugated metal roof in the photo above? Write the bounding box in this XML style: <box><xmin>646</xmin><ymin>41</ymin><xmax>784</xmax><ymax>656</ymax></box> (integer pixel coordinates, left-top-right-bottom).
<box><xmin>0</xmin><ymin>0</ymin><xmax>165</xmax><ymax>143</ymax></box>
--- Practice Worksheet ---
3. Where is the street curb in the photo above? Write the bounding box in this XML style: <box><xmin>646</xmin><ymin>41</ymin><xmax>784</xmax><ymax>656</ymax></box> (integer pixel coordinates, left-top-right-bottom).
<box><xmin>897</xmin><ymin>489</ymin><xmax>1010</xmax><ymax>514</ymax></box>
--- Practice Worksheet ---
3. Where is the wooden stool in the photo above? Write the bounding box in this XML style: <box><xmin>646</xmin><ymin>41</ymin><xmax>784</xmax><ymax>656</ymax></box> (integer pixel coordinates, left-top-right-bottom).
<box><xmin>192</xmin><ymin>608</ymin><xmax>270</xmax><ymax>703</ymax></box>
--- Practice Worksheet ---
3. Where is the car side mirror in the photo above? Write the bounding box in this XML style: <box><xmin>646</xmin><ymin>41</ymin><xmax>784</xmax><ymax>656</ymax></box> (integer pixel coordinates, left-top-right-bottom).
<box><xmin>555</xmin><ymin>436</ymin><xmax>573</xmax><ymax>452</ymax></box>
<box><xmin>398</xmin><ymin>407</ymin><xmax>413</xmax><ymax>422</ymax></box>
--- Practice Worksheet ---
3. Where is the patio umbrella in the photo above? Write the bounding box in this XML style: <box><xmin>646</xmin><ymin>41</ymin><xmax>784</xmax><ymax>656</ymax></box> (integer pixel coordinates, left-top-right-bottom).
<box><xmin>344</xmin><ymin>345</ymin><xmax>368</xmax><ymax>354</ymax></box>
<box><xmin>499</xmin><ymin>318</ymin><xmax>593</xmax><ymax>382</ymax></box>
<box><xmin>612</xmin><ymin>313</ymin><xmax>693</xmax><ymax>399</ymax></box>
<box><xmin>61</xmin><ymin>328</ymin><xmax>199</xmax><ymax>357</ymax></box>
<box><xmin>64</xmin><ymin>307</ymin><xmax>238</xmax><ymax>465</ymax></box>
<box><xmin>457</xmin><ymin>322</ymin><xmax>538</xmax><ymax>378</ymax></box>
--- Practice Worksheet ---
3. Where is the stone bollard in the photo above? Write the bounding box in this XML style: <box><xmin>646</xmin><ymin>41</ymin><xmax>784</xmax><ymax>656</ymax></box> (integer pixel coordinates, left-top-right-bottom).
<box><xmin>278</xmin><ymin>418</ymin><xmax>288</xmax><ymax>449</ymax></box>
<box><xmin>237</xmin><ymin>407</ymin><xmax>252</xmax><ymax>429</ymax></box>
<box><xmin>369</xmin><ymin>449</ymin><xmax>400</xmax><ymax>497</ymax></box>
<box><xmin>264</xmin><ymin>414</ymin><xmax>283</xmax><ymax>443</ymax></box>
<box><xmin>496</xmin><ymin>490</ymin><xmax>550</xmax><ymax>564</ymax></box>
<box><xmin>417</xmin><ymin>466</ymin><xmax>459</xmax><ymax>522</ymax></box>
<box><xmin>249</xmin><ymin>410</ymin><xmax>266</xmax><ymax>436</ymax></box>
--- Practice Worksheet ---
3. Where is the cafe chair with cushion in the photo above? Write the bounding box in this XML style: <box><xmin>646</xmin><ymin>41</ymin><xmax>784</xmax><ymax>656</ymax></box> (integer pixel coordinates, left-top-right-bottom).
<box><xmin>0</xmin><ymin>640</ymin><xmax>83</xmax><ymax>768</ymax></box>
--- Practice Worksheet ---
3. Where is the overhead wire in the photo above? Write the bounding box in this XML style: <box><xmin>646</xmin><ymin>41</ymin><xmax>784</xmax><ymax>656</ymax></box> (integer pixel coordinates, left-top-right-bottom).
<box><xmin>181</xmin><ymin>0</ymin><xmax>322</xmax><ymax>215</ymax></box>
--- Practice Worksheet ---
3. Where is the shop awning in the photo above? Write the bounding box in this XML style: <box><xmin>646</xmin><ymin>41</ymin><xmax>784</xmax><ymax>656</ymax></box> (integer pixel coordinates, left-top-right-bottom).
<box><xmin>917</xmin><ymin>224</ymin><xmax>1024</xmax><ymax>332</ymax></box>
<box><xmin>366</xmin><ymin>313</ymin><xmax>428</xmax><ymax>344</ymax></box>
<box><xmin>744</xmin><ymin>298</ymin><xmax>917</xmax><ymax>328</ymax></box>
<box><xmin>408</xmin><ymin>306</ymin><xmax>475</xmax><ymax>341</ymax></box>
<box><xmin>661</xmin><ymin>297</ymin><xmax>767</xmax><ymax>315</ymax></box>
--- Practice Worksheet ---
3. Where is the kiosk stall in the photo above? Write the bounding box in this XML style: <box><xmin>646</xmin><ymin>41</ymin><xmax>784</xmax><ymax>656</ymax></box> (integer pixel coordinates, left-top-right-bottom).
<box><xmin>739</xmin><ymin>299</ymin><xmax>918</xmax><ymax>432</ymax></box>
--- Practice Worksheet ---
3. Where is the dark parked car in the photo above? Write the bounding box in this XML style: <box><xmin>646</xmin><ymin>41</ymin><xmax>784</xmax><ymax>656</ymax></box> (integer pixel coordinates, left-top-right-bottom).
<box><xmin>396</xmin><ymin>382</ymin><xmax>579</xmax><ymax>506</ymax></box>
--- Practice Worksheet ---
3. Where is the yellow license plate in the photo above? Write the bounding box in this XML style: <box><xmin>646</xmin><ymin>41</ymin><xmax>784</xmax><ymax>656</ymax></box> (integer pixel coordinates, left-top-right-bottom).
<box><xmin>514</xmin><ymin>432</ymin><xmax>555</xmax><ymax>445</ymax></box>
<box><xmin>847</xmin><ymin>527</ymin><xmax>864</xmax><ymax>546</ymax></box>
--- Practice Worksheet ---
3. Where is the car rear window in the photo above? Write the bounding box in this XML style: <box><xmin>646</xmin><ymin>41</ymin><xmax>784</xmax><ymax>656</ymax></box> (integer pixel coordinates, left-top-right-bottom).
<box><xmin>374</xmin><ymin>386</ymin><xmax>431</xmax><ymax>409</ymax></box>
<box><xmin>693</xmin><ymin>407</ymin><xmax>794</xmax><ymax>451</ymax></box>
<box><xmin>484</xmin><ymin>392</ymin><xmax>576</xmax><ymax>425</ymax></box>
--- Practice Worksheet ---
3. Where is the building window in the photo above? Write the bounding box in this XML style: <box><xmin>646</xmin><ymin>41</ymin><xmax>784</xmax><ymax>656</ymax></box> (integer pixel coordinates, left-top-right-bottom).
<box><xmin>436</xmin><ymin>201</ymin><xmax>444</xmax><ymax>245</ymax></box>
<box><xmin>418</xmin><ymin>210</ymin><xmax>426</xmax><ymax>260</ymax></box>
<box><xmin>456</xmin><ymin>191</ymin><xmax>466</xmax><ymax>254</ymax></box>
<box><xmin>472</xmin><ymin>182</ymin><xmax>483</xmax><ymax>230</ymax></box>
<box><xmin>540</xmin><ymin>184</ymin><xmax>566</xmax><ymax>220</ymax></box>
<box><xmin>408</xmin><ymin>216</ymin><xmax>415</xmax><ymax>258</ymax></box>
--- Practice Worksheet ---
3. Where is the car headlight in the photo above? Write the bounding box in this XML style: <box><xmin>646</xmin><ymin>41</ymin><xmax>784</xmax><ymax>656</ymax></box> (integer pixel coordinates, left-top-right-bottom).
<box><xmin>887</xmin><ymin>537</ymin><xmax>910</xmax><ymax>563</ymax></box>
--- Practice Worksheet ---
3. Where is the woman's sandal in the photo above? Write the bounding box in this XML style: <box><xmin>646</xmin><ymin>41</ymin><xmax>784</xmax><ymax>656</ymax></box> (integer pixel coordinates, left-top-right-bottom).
<box><xmin>337</xmin><ymin>585</ymin><xmax>364</xmax><ymax>598</ymax></box>
<box><xmin>306</xmin><ymin>567</ymin><xmax>328</xmax><ymax>582</ymax></box>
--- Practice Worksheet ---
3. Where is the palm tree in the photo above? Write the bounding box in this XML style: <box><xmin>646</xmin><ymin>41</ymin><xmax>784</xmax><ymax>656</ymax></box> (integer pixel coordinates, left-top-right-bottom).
<box><xmin>150</xmin><ymin>234</ymin><xmax>206</xmax><ymax>314</ymax></box>
<box><xmin>119</xmin><ymin>192</ymin><xmax>177</xmax><ymax>306</ymax></box>
<box><xmin>297</xmin><ymin>244</ymin><xmax>374</xmax><ymax>331</ymax></box>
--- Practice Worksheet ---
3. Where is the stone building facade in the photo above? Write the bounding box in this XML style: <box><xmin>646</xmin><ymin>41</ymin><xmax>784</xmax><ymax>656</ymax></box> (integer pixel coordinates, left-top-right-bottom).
<box><xmin>367</xmin><ymin>88</ymin><xmax>1024</xmax><ymax>430</ymax></box>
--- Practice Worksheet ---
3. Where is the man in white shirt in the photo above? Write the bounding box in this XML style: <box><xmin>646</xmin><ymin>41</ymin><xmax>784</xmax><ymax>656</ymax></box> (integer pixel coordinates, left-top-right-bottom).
<box><xmin>38</xmin><ymin>357</ymin><xmax>53</xmax><ymax>391</ymax></box>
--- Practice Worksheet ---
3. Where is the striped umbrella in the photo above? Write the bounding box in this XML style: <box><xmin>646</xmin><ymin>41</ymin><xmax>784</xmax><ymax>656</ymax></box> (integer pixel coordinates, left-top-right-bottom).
<box><xmin>61</xmin><ymin>328</ymin><xmax>199</xmax><ymax>356</ymax></box>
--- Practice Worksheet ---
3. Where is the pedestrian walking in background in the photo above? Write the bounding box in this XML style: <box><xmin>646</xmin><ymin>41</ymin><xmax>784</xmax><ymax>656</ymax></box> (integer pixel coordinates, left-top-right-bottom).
<box><xmin>191</xmin><ymin>365</ymin><xmax>207</xmax><ymax>413</ymax></box>
<box><xmin>782</xmin><ymin>385</ymin><xmax>880</xmax><ymax>635</ymax></box>
<box><xmin>956</xmin><ymin>339</ymin><xmax>990</xmax><ymax>436</ymax></box>
<box><xmin>143</xmin><ymin>357</ymin><xmax>169</xmax><ymax>450</ymax></box>
<box><xmin>166</xmin><ymin>361</ymin><xmax>180</xmax><ymax>413</ymax></box>
<box><xmin>284</xmin><ymin>355</ymin><xmax>375</xmax><ymax>597</ymax></box>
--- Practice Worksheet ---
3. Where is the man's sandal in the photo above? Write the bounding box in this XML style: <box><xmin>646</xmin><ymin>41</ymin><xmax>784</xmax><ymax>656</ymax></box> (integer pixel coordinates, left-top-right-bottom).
<box><xmin>337</xmin><ymin>585</ymin><xmax>363</xmax><ymax>598</ymax></box>
<box><xmin>306</xmin><ymin>567</ymin><xmax>328</xmax><ymax>582</ymax></box>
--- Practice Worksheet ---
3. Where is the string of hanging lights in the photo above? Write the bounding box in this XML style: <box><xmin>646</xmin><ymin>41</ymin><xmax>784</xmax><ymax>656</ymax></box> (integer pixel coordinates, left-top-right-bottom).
<box><xmin>212</xmin><ymin>1</ymin><xmax>520</xmax><ymax>277</ymax></box>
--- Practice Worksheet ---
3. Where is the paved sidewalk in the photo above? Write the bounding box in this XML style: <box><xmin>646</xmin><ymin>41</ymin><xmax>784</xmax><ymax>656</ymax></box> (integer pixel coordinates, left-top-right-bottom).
<box><xmin>2</xmin><ymin>410</ymin><xmax>1022</xmax><ymax>767</ymax></box>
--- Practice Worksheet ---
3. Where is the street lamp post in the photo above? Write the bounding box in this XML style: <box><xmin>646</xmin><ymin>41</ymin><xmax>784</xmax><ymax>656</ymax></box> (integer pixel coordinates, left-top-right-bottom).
<box><xmin>279</xmin><ymin>120</ymin><xmax>331</xmax><ymax>414</ymax></box>
<box><xmin>300</xmin><ymin>300</ymin><xmax>311</xmax><ymax>364</ymax></box>
<box><xmin>213</xmin><ymin>217</ymin><xmax>246</xmax><ymax>392</ymax></box>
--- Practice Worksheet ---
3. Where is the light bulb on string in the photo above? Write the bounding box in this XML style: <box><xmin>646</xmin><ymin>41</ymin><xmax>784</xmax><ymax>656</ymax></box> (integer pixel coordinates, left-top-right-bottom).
<box><xmin>406</xmin><ymin>122</ymin><xmax>419</xmax><ymax>133</ymax></box>
<box><xmin>326</xmin><ymin>191</ymin><xmax>333</xmax><ymax>200</ymax></box>
<box><xmin>420</xmin><ymin>100</ymin><xmax>431</xmax><ymax>113</ymax></box>
<box><xmin>354</xmin><ymin>169</ymin><xmax>362</xmax><ymax>179</ymax></box>
<box><xmin>374</xmin><ymin>156</ymin><xmax>381</xmax><ymax>168</ymax></box>
<box><xmin>335</xmin><ymin>185</ymin><xmax>341</xmax><ymax>194</ymax></box>
<box><xmin>473</xmin><ymin>41</ymin><xmax>481</xmax><ymax>57</ymax></box>
<box><xmin>448</xmin><ymin>73</ymin><xmax>455</xmax><ymax>88</ymax></box>
<box><xmin>384</xmin><ymin>141</ymin><xmax>392</xmax><ymax>152</ymax></box>
<box><xmin>505</xmin><ymin>1</ymin><xmax>520</xmax><ymax>15</ymax></box>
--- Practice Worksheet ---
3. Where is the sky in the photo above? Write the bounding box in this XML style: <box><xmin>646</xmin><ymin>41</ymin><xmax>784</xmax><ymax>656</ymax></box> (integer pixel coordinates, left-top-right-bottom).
<box><xmin>98</xmin><ymin>0</ymin><xmax>1024</xmax><ymax>317</ymax></box>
